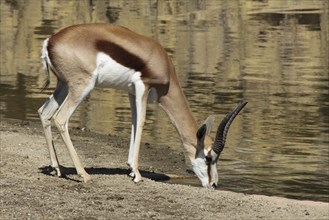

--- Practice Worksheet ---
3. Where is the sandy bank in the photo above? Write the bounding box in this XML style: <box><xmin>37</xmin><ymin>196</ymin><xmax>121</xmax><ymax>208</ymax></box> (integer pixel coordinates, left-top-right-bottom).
<box><xmin>0</xmin><ymin>119</ymin><xmax>328</xmax><ymax>219</ymax></box>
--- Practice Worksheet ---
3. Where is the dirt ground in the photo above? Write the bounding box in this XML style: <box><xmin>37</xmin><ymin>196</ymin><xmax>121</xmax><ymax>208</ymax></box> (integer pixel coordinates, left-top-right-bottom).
<box><xmin>0</xmin><ymin>119</ymin><xmax>328</xmax><ymax>220</ymax></box>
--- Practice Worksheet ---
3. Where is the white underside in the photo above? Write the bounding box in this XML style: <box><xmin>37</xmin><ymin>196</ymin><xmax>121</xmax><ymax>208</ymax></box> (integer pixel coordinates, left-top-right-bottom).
<box><xmin>94</xmin><ymin>52</ymin><xmax>142</xmax><ymax>94</ymax></box>
<box><xmin>93</xmin><ymin>52</ymin><xmax>158</xmax><ymax>102</ymax></box>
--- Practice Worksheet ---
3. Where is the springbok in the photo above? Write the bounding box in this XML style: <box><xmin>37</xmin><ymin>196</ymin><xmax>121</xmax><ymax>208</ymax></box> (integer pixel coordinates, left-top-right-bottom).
<box><xmin>39</xmin><ymin>23</ymin><xmax>247</xmax><ymax>189</ymax></box>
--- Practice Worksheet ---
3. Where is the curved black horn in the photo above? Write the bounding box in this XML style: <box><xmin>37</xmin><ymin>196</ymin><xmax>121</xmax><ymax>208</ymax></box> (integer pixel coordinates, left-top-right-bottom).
<box><xmin>212</xmin><ymin>101</ymin><xmax>248</xmax><ymax>156</ymax></box>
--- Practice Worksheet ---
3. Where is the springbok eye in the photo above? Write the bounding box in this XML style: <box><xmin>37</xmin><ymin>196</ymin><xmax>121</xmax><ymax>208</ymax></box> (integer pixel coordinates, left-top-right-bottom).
<box><xmin>205</xmin><ymin>156</ymin><xmax>212</xmax><ymax>165</ymax></box>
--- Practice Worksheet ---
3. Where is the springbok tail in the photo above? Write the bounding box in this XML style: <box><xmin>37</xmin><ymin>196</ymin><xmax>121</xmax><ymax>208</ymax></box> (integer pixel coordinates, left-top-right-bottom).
<box><xmin>41</xmin><ymin>38</ymin><xmax>51</xmax><ymax>91</ymax></box>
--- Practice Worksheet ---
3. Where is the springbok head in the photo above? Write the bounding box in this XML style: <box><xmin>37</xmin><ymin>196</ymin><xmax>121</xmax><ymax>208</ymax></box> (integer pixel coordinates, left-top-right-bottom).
<box><xmin>192</xmin><ymin>101</ymin><xmax>248</xmax><ymax>189</ymax></box>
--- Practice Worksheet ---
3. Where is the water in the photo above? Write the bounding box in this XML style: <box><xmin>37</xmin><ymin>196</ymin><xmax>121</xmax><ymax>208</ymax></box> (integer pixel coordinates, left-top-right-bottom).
<box><xmin>1</xmin><ymin>0</ymin><xmax>328</xmax><ymax>202</ymax></box>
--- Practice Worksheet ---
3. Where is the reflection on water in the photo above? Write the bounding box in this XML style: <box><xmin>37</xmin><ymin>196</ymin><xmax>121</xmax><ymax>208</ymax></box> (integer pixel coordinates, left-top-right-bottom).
<box><xmin>0</xmin><ymin>0</ymin><xmax>328</xmax><ymax>202</ymax></box>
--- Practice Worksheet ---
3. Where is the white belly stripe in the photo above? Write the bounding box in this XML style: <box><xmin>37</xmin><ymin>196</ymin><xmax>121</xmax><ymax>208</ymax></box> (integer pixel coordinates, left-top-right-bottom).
<box><xmin>95</xmin><ymin>52</ymin><xmax>142</xmax><ymax>93</ymax></box>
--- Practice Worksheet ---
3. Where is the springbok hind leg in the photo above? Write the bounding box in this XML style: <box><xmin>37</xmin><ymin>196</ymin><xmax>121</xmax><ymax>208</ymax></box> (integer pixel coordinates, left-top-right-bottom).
<box><xmin>52</xmin><ymin>84</ymin><xmax>94</xmax><ymax>183</ymax></box>
<box><xmin>38</xmin><ymin>81</ymin><xmax>67</xmax><ymax>176</ymax></box>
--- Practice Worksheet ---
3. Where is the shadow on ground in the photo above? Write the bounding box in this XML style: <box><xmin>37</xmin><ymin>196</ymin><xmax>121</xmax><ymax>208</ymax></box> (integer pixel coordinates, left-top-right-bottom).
<box><xmin>39</xmin><ymin>165</ymin><xmax>171</xmax><ymax>182</ymax></box>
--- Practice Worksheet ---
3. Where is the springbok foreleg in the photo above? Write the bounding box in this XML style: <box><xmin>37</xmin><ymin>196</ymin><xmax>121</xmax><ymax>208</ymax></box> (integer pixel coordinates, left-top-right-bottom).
<box><xmin>127</xmin><ymin>93</ymin><xmax>137</xmax><ymax>171</ymax></box>
<box><xmin>128</xmin><ymin>80</ymin><xmax>148</xmax><ymax>182</ymax></box>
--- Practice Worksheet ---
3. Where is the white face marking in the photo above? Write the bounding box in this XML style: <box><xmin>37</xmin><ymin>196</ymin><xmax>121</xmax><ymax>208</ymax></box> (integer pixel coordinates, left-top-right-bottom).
<box><xmin>192</xmin><ymin>157</ymin><xmax>209</xmax><ymax>188</ymax></box>
<box><xmin>94</xmin><ymin>52</ymin><xmax>142</xmax><ymax>93</ymax></box>
<box><xmin>192</xmin><ymin>149</ymin><xmax>219</xmax><ymax>189</ymax></box>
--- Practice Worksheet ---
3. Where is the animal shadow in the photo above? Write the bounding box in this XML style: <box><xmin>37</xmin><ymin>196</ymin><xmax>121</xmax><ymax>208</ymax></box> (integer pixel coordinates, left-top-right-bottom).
<box><xmin>39</xmin><ymin>165</ymin><xmax>170</xmax><ymax>182</ymax></box>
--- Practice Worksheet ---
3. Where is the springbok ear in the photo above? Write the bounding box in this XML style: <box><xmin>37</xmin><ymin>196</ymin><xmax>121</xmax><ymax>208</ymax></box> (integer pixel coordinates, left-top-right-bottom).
<box><xmin>196</xmin><ymin>115</ymin><xmax>215</xmax><ymax>156</ymax></box>
<box><xmin>197</xmin><ymin>124</ymin><xmax>207</xmax><ymax>140</ymax></box>
<box><xmin>196</xmin><ymin>124</ymin><xmax>207</xmax><ymax>157</ymax></box>
<box><xmin>196</xmin><ymin>115</ymin><xmax>215</xmax><ymax>140</ymax></box>
<box><xmin>202</xmin><ymin>115</ymin><xmax>215</xmax><ymax>135</ymax></box>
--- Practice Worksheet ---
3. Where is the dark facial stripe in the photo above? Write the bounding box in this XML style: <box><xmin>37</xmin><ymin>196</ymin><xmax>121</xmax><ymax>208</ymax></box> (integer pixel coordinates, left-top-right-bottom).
<box><xmin>207</xmin><ymin>162</ymin><xmax>212</xmax><ymax>185</ymax></box>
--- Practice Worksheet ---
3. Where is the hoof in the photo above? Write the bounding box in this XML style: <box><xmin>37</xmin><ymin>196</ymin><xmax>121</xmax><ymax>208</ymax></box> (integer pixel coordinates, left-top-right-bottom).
<box><xmin>48</xmin><ymin>165</ymin><xmax>62</xmax><ymax>177</ymax></box>
<box><xmin>81</xmin><ymin>172</ymin><xmax>92</xmax><ymax>183</ymax></box>
<box><xmin>129</xmin><ymin>171</ymin><xmax>135</xmax><ymax>178</ymax></box>
<box><xmin>55</xmin><ymin>167</ymin><xmax>62</xmax><ymax>177</ymax></box>
<box><xmin>132</xmin><ymin>170</ymin><xmax>142</xmax><ymax>183</ymax></box>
